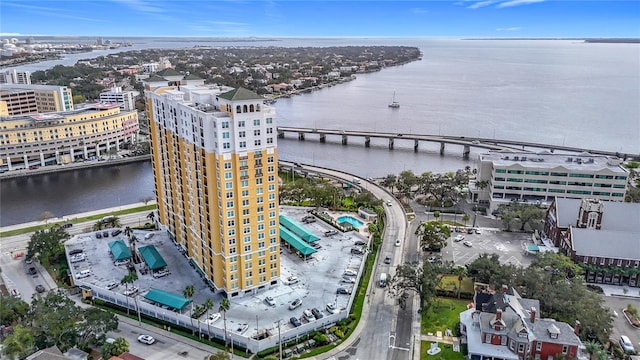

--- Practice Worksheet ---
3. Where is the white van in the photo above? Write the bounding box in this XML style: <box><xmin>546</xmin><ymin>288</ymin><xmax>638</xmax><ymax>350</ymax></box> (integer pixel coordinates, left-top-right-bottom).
<box><xmin>76</xmin><ymin>270</ymin><xmax>92</xmax><ymax>279</ymax></box>
<box><xmin>379</xmin><ymin>273</ymin><xmax>388</xmax><ymax>287</ymax></box>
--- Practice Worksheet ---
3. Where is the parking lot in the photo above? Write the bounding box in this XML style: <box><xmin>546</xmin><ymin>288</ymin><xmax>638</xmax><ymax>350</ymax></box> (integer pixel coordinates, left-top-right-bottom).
<box><xmin>64</xmin><ymin>205</ymin><xmax>370</xmax><ymax>338</ymax></box>
<box><xmin>440</xmin><ymin>228</ymin><xmax>536</xmax><ymax>268</ymax></box>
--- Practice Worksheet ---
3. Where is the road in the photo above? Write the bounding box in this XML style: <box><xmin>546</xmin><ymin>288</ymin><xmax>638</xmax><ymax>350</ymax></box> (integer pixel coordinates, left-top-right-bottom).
<box><xmin>292</xmin><ymin>163</ymin><xmax>416</xmax><ymax>360</ymax></box>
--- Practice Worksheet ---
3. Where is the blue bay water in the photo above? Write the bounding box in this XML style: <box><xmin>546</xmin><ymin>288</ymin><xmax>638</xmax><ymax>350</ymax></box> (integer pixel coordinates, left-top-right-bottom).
<box><xmin>1</xmin><ymin>38</ymin><xmax>638</xmax><ymax>226</ymax></box>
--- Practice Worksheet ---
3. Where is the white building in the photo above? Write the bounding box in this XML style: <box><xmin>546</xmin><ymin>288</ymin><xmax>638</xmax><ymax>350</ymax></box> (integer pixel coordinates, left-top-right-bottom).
<box><xmin>473</xmin><ymin>150</ymin><xmax>629</xmax><ymax>212</ymax></box>
<box><xmin>99</xmin><ymin>86</ymin><xmax>137</xmax><ymax>111</ymax></box>
<box><xmin>0</xmin><ymin>69</ymin><xmax>31</xmax><ymax>85</ymax></box>
<box><xmin>142</xmin><ymin>63</ymin><xmax>159</xmax><ymax>73</ymax></box>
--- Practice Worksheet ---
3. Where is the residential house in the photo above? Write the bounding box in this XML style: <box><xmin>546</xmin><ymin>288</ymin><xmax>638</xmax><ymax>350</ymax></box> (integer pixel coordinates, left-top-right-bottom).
<box><xmin>544</xmin><ymin>197</ymin><xmax>640</xmax><ymax>286</ymax></box>
<box><xmin>460</xmin><ymin>285</ymin><xmax>584</xmax><ymax>360</ymax></box>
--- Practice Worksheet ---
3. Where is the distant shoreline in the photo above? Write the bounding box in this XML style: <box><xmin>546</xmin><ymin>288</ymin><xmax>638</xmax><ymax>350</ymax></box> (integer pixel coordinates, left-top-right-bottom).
<box><xmin>463</xmin><ymin>38</ymin><xmax>640</xmax><ymax>43</ymax></box>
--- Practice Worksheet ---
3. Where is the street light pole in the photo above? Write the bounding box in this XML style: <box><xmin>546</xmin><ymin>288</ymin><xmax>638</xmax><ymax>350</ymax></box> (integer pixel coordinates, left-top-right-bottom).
<box><xmin>278</xmin><ymin>320</ymin><xmax>283</xmax><ymax>360</ymax></box>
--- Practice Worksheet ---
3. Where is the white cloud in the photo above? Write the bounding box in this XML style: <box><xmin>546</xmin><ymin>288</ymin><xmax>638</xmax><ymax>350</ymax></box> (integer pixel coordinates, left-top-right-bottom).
<box><xmin>411</xmin><ymin>8</ymin><xmax>429</xmax><ymax>14</ymax></box>
<box><xmin>0</xmin><ymin>32</ymin><xmax>24</xmax><ymax>36</ymax></box>
<box><xmin>496</xmin><ymin>27</ymin><xmax>521</xmax><ymax>31</ymax></box>
<box><xmin>111</xmin><ymin>0</ymin><xmax>165</xmax><ymax>13</ymax></box>
<box><xmin>496</xmin><ymin>0</ymin><xmax>545</xmax><ymax>8</ymax></box>
<box><xmin>467</xmin><ymin>0</ymin><xmax>501</xmax><ymax>9</ymax></box>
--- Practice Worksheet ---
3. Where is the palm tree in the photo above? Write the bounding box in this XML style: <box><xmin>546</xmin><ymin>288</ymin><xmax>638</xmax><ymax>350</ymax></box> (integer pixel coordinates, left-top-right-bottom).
<box><xmin>183</xmin><ymin>285</ymin><xmax>195</xmax><ymax>335</ymax></box>
<box><xmin>219</xmin><ymin>298</ymin><xmax>231</xmax><ymax>352</ymax></box>
<box><xmin>433</xmin><ymin>210</ymin><xmax>441</xmax><ymax>224</ymax></box>
<box><xmin>147</xmin><ymin>212</ymin><xmax>156</xmax><ymax>229</ymax></box>
<box><xmin>381</xmin><ymin>174</ymin><xmax>397</xmax><ymax>195</ymax></box>
<box><xmin>204</xmin><ymin>298</ymin><xmax>215</xmax><ymax>339</ymax></box>
<box><xmin>584</xmin><ymin>340</ymin><xmax>602</xmax><ymax>360</ymax></box>
<box><xmin>92</xmin><ymin>220</ymin><xmax>105</xmax><ymax>231</ymax></box>
<box><xmin>121</xmin><ymin>271</ymin><xmax>138</xmax><ymax>316</ymax></box>
<box><xmin>461</xmin><ymin>214</ymin><xmax>470</xmax><ymax>227</ymax></box>
<box><xmin>453</xmin><ymin>266</ymin><xmax>467</xmax><ymax>299</ymax></box>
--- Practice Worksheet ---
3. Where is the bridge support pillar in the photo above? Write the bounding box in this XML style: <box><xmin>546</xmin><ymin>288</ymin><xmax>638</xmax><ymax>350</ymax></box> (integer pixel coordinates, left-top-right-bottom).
<box><xmin>414</xmin><ymin>139</ymin><xmax>419</xmax><ymax>152</ymax></box>
<box><xmin>463</xmin><ymin>145</ymin><xmax>471</xmax><ymax>160</ymax></box>
<box><xmin>365</xmin><ymin>136</ymin><xmax>370</xmax><ymax>148</ymax></box>
<box><xmin>277</xmin><ymin>130</ymin><xmax>285</xmax><ymax>139</ymax></box>
<box><xmin>341</xmin><ymin>135</ymin><xmax>348</xmax><ymax>145</ymax></box>
<box><xmin>40</xmin><ymin>152</ymin><xmax>45</xmax><ymax>166</ymax></box>
<box><xmin>319</xmin><ymin>134</ymin><xmax>326</xmax><ymax>143</ymax></box>
<box><xmin>440</xmin><ymin>142</ymin><xmax>445</xmax><ymax>156</ymax></box>
<box><xmin>388</xmin><ymin>138</ymin><xmax>394</xmax><ymax>150</ymax></box>
<box><xmin>297</xmin><ymin>132</ymin><xmax>305</xmax><ymax>141</ymax></box>
<box><xmin>23</xmin><ymin>154</ymin><xmax>28</xmax><ymax>168</ymax></box>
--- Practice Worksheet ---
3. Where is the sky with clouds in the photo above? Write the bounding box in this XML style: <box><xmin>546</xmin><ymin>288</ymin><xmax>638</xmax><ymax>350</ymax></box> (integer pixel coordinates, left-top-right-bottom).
<box><xmin>1</xmin><ymin>0</ymin><xmax>639</xmax><ymax>38</ymax></box>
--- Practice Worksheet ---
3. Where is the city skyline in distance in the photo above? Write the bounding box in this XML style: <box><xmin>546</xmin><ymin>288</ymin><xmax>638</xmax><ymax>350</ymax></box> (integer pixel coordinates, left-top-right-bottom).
<box><xmin>1</xmin><ymin>0</ymin><xmax>639</xmax><ymax>38</ymax></box>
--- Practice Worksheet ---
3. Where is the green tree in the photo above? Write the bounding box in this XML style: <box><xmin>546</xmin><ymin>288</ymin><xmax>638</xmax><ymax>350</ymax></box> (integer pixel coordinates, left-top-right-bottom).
<box><xmin>0</xmin><ymin>295</ymin><xmax>29</xmax><ymax>326</ymax></box>
<box><xmin>415</xmin><ymin>221</ymin><xmax>450</xmax><ymax>252</ymax></box>
<box><xmin>72</xmin><ymin>94</ymin><xmax>87</xmax><ymax>104</ymax></box>
<box><xmin>184</xmin><ymin>285</ymin><xmax>196</xmax><ymax>334</ymax></box>
<box><xmin>461</xmin><ymin>214</ymin><xmax>470</xmax><ymax>226</ymax></box>
<box><xmin>93</xmin><ymin>219</ymin><xmax>105</xmax><ymax>231</ymax></box>
<box><xmin>432</xmin><ymin>210</ymin><xmax>441</xmax><ymax>223</ymax></box>
<box><xmin>26</xmin><ymin>290</ymin><xmax>84</xmax><ymax>351</ymax></box>
<box><xmin>466</xmin><ymin>253</ymin><xmax>518</xmax><ymax>289</ymax></box>
<box><xmin>101</xmin><ymin>337</ymin><xmax>129</xmax><ymax>359</ymax></box>
<box><xmin>389</xmin><ymin>261</ymin><xmax>442</xmax><ymax>312</ymax></box>
<box><xmin>1</xmin><ymin>325</ymin><xmax>35</xmax><ymax>359</ymax></box>
<box><xmin>26</xmin><ymin>225</ymin><xmax>69</xmax><ymax>265</ymax></box>
<box><xmin>209</xmin><ymin>352</ymin><xmax>231</xmax><ymax>360</ymax></box>
<box><xmin>219</xmin><ymin>298</ymin><xmax>231</xmax><ymax>351</ymax></box>
<box><xmin>584</xmin><ymin>340</ymin><xmax>602</xmax><ymax>360</ymax></box>
<box><xmin>76</xmin><ymin>308</ymin><xmax>118</xmax><ymax>348</ymax></box>
<box><xmin>381</xmin><ymin>174</ymin><xmax>397</xmax><ymax>194</ymax></box>
<box><xmin>121</xmin><ymin>271</ymin><xmax>138</xmax><ymax>316</ymax></box>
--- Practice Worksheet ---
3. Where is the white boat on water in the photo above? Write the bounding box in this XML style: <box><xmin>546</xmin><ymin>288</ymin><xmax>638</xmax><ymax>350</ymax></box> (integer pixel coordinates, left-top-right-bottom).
<box><xmin>388</xmin><ymin>91</ymin><xmax>400</xmax><ymax>108</ymax></box>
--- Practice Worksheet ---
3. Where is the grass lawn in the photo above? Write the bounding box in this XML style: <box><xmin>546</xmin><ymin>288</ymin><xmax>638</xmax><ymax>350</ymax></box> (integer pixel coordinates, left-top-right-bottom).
<box><xmin>0</xmin><ymin>204</ymin><xmax>157</xmax><ymax>238</ymax></box>
<box><xmin>422</xmin><ymin>298</ymin><xmax>470</xmax><ymax>334</ymax></box>
<box><xmin>421</xmin><ymin>341</ymin><xmax>465</xmax><ymax>360</ymax></box>
<box><xmin>439</xmin><ymin>275</ymin><xmax>475</xmax><ymax>294</ymax></box>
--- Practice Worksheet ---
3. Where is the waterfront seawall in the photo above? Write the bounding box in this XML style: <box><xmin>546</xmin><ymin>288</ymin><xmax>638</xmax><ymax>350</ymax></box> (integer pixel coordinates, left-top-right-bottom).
<box><xmin>0</xmin><ymin>155</ymin><xmax>151</xmax><ymax>180</ymax></box>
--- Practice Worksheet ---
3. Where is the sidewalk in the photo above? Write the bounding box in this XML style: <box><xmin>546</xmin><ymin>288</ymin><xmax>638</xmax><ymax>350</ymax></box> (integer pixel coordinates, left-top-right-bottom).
<box><xmin>0</xmin><ymin>201</ymin><xmax>154</xmax><ymax>233</ymax></box>
<box><xmin>599</xmin><ymin>284</ymin><xmax>640</xmax><ymax>298</ymax></box>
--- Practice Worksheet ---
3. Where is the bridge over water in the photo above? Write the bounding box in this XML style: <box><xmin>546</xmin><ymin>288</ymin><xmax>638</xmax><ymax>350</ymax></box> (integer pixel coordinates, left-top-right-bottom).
<box><xmin>277</xmin><ymin>127</ymin><xmax>639</xmax><ymax>160</ymax></box>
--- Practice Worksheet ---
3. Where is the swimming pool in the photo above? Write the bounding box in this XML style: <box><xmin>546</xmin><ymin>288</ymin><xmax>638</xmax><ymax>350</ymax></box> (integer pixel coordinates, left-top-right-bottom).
<box><xmin>337</xmin><ymin>215</ymin><xmax>364</xmax><ymax>228</ymax></box>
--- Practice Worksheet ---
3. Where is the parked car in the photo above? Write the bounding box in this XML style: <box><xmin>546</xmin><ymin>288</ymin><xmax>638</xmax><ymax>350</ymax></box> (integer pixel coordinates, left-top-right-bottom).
<box><xmin>289</xmin><ymin>298</ymin><xmax>302</xmax><ymax>310</ymax></box>
<box><xmin>96</xmin><ymin>232</ymin><xmax>102</xmax><ymax>239</ymax></box>
<box><xmin>454</xmin><ymin>235</ymin><xmax>465</xmax><ymax>242</ymax></box>
<box><xmin>311</xmin><ymin>242</ymin><xmax>322</xmax><ymax>249</ymax></box>
<box><xmin>290</xmin><ymin>317</ymin><xmax>302</xmax><ymax>327</ymax></box>
<box><xmin>324</xmin><ymin>230</ymin><xmax>339</xmax><ymax>237</ymax></box>
<box><xmin>69</xmin><ymin>249</ymin><xmax>83</xmax><ymax>256</ymax></box>
<box><xmin>384</xmin><ymin>256</ymin><xmax>392</xmax><ymax>264</ymax></box>
<box><xmin>354</xmin><ymin>240</ymin><xmax>367</xmax><ymax>246</ymax></box>
<box><xmin>123</xmin><ymin>286</ymin><xmax>139</xmax><ymax>296</ymax></box>
<box><xmin>61</xmin><ymin>223</ymin><xmax>73</xmax><ymax>229</ymax></box>
<box><xmin>207</xmin><ymin>313</ymin><xmax>221</xmax><ymax>324</ymax></box>
<box><xmin>27</xmin><ymin>267</ymin><xmax>37</xmax><ymax>275</ymax></box>
<box><xmin>102</xmin><ymin>231</ymin><xmax>109</xmax><ymax>238</ymax></box>
<box><xmin>466</xmin><ymin>228</ymin><xmax>474</xmax><ymax>234</ymax></box>
<box><xmin>620</xmin><ymin>335</ymin><xmax>635</xmax><ymax>354</ymax></box>
<box><xmin>312</xmin><ymin>308</ymin><xmax>324</xmax><ymax>319</ymax></box>
<box><xmin>287</xmin><ymin>276</ymin><xmax>299</xmax><ymax>285</ymax></box>
<box><xmin>344</xmin><ymin>269</ymin><xmax>357</xmax><ymax>277</ymax></box>
<box><xmin>69</xmin><ymin>254</ymin><xmax>85</xmax><ymax>263</ymax></box>
<box><xmin>427</xmin><ymin>256</ymin><xmax>439</xmax><ymax>263</ymax></box>
<box><xmin>111</xmin><ymin>229</ymin><xmax>123</xmax><ymax>236</ymax></box>
<box><xmin>350</xmin><ymin>247</ymin><xmax>364</xmax><ymax>255</ymax></box>
<box><xmin>341</xmin><ymin>276</ymin><xmax>356</xmax><ymax>284</ymax></box>
<box><xmin>106</xmin><ymin>282</ymin><xmax>119</xmax><ymax>290</ymax></box>
<box><xmin>137</xmin><ymin>334</ymin><xmax>155</xmax><ymax>345</ymax></box>
<box><xmin>265</xmin><ymin>296</ymin><xmax>276</xmax><ymax>306</ymax></box>
<box><xmin>337</xmin><ymin>287</ymin><xmax>352</xmax><ymax>295</ymax></box>
<box><xmin>474</xmin><ymin>228</ymin><xmax>482</xmax><ymax>234</ymax></box>
<box><xmin>463</xmin><ymin>241</ymin><xmax>473</xmax><ymax>247</ymax></box>
<box><xmin>35</xmin><ymin>285</ymin><xmax>46</xmax><ymax>293</ymax></box>
<box><xmin>303</xmin><ymin>309</ymin><xmax>316</xmax><ymax>322</ymax></box>
<box><xmin>326</xmin><ymin>303</ymin><xmax>337</xmax><ymax>314</ymax></box>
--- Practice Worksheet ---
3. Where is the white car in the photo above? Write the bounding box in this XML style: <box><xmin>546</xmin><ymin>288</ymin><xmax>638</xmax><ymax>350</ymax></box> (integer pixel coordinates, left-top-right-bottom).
<box><xmin>137</xmin><ymin>334</ymin><xmax>155</xmax><ymax>345</ymax></box>
<box><xmin>344</xmin><ymin>269</ymin><xmax>357</xmax><ymax>277</ymax></box>
<box><xmin>264</xmin><ymin>296</ymin><xmax>276</xmax><ymax>306</ymax></box>
<box><xmin>206</xmin><ymin>313</ymin><xmax>221</xmax><ymax>324</ymax></box>
<box><xmin>474</xmin><ymin>228</ymin><xmax>482</xmax><ymax>234</ymax></box>
<box><xmin>386</xmin><ymin>200</ymin><xmax>392</xmax><ymax>206</ymax></box>
<box><xmin>69</xmin><ymin>254</ymin><xmax>85</xmax><ymax>263</ymax></box>
<box><xmin>326</xmin><ymin>303</ymin><xmax>337</xmax><ymax>314</ymax></box>
<box><xmin>463</xmin><ymin>241</ymin><xmax>473</xmax><ymax>248</ymax></box>
<box><xmin>106</xmin><ymin>282</ymin><xmax>119</xmax><ymax>290</ymax></box>
<box><xmin>454</xmin><ymin>235</ymin><xmax>465</xmax><ymax>242</ymax></box>
<box><xmin>394</xmin><ymin>239</ymin><xmax>401</xmax><ymax>247</ymax></box>
<box><xmin>289</xmin><ymin>298</ymin><xmax>302</xmax><ymax>310</ymax></box>
<box><xmin>287</xmin><ymin>276</ymin><xmax>299</xmax><ymax>285</ymax></box>
<box><xmin>123</xmin><ymin>286</ymin><xmax>139</xmax><ymax>296</ymax></box>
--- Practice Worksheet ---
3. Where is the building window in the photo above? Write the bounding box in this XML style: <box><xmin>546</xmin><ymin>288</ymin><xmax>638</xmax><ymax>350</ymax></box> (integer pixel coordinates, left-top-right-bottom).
<box><xmin>600</xmin><ymin>257</ymin><xmax>605</xmax><ymax>265</ymax></box>
<box><xmin>562</xmin><ymin>345</ymin><xmax>568</xmax><ymax>354</ymax></box>
<box><xmin>536</xmin><ymin>342</ymin><xmax>542</xmax><ymax>351</ymax></box>
<box><xmin>253</xmin><ymin>119</ymin><xmax>260</xmax><ymax>126</ymax></box>
<box><xmin>485</xmin><ymin>334</ymin><xmax>491</xmax><ymax>343</ymax></box>
<box><xmin>583</xmin><ymin>256</ymin><xmax>589</xmax><ymax>264</ymax></box>
<box><xmin>518</xmin><ymin>343</ymin><xmax>524</xmax><ymax>353</ymax></box>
